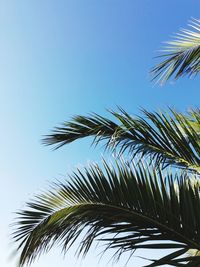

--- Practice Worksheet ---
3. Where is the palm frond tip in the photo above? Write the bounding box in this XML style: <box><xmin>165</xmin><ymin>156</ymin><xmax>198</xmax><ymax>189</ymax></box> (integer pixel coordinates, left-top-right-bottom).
<box><xmin>151</xmin><ymin>18</ymin><xmax>200</xmax><ymax>84</ymax></box>
<box><xmin>13</xmin><ymin>161</ymin><xmax>200</xmax><ymax>266</ymax></box>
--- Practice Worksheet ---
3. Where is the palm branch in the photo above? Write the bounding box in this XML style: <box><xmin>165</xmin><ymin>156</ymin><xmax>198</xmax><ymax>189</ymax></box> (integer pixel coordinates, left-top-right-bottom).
<box><xmin>13</xmin><ymin>161</ymin><xmax>200</xmax><ymax>266</ymax></box>
<box><xmin>151</xmin><ymin>18</ymin><xmax>200</xmax><ymax>84</ymax></box>
<box><xmin>43</xmin><ymin>108</ymin><xmax>200</xmax><ymax>173</ymax></box>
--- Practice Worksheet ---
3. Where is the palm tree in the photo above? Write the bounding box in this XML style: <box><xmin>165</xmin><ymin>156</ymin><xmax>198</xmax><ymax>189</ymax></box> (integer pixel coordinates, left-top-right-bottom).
<box><xmin>13</xmin><ymin>108</ymin><xmax>200</xmax><ymax>266</ymax></box>
<box><xmin>151</xmin><ymin>18</ymin><xmax>200</xmax><ymax>84</ymax></box>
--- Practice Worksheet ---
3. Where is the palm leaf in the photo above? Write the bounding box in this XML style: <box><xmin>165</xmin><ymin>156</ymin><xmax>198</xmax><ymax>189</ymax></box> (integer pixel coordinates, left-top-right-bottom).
<box><xmin>13</xmin><ymin>161</ymin><xmax>200</xmax><ymax>266</ymax></box>
<box><xmin>151</xmin><ymin>18</ymin><xmax>200</xmax><ymax>84</ymax></box>
<box><xmin>43</xmin><ymin>108</ymin><xmax>200</xmax><ymax>173</ymax></box>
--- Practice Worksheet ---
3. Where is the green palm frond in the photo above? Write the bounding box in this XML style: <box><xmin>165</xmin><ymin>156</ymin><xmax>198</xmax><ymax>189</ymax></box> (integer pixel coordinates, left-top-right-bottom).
<box><xmin>151</xmin><ymin>18</ymin><xmax>200</xmax><ymax>84</ymax></box>
<box><xmin>13</xmin><ymin>161</ymin><xmax>200</xmax><ymax>266</ymax></box>
<box><xmin>43</xmin><ymin>108</ymin><xmax>200</xmax><ymax>173</ymax></box>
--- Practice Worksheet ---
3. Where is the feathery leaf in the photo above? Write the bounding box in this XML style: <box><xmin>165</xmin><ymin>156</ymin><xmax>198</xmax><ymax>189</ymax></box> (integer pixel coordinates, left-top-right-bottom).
<box><xmin>151</xmin><ymin>18</ymin><xmax>200</xmax><ymax>84</ymax></box>
<box><xmin>13</xmin><ymin>161</ymin><xmax>200</xmax><ymax>266</ymax></box>
<box><xmin>43</xmin><ymin>108</ymin><xmax>200</xmax><ymax>173</ymax></box>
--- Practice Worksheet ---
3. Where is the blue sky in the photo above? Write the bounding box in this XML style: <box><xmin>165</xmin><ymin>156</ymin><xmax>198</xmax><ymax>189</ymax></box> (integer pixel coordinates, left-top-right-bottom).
<box><xmin>1</xmin><ymin>1</ymin><xmax>200</xmax><ymax>266</ymax></box>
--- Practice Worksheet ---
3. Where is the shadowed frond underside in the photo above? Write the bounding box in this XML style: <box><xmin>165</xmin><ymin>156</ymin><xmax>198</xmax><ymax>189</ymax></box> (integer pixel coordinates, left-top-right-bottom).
<box><xmin>13</xmin><ymin>161</ymin><xmax>200</xmax><ymax>266</ymax></box>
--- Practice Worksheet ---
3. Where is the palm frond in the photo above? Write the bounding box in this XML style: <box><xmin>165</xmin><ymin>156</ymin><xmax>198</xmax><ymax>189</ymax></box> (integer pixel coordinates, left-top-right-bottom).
<box><xmin>43</xmin><ymin>108</ymin><xmax>200</xmax><ymax>173</ymax></box>
<box><xmin>13</xmin><ymin>161</ymin><xmax>200</xmax><ymax>266</ymax></box>
<box><xmin>151</xmin><ymin>18</ymin><xmax>200</xmax><ymax>84</ymax></box>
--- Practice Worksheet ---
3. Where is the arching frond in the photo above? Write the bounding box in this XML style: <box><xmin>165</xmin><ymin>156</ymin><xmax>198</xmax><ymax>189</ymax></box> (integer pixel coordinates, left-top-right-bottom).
<box><xmin>13</xmin><ymin>161</ymin><xmax>200</xmax><ymax>266</ymax></box>
<box><xmin>151</xmin><ymin>18</ymin><xmax>200</xmax><ymax>84</ymax></box>
<box><xmin>43</xmin><ymin>108</ymin><xmax>200</xmax><ymax>173</ymax></box>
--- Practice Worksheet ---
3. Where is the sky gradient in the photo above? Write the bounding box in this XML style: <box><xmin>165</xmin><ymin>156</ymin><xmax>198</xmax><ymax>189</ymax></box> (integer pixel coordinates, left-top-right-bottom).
<box><xmin>1</xmin><ymin>1</ymin><xmax>200</xmax><ymax>266</ymax></box>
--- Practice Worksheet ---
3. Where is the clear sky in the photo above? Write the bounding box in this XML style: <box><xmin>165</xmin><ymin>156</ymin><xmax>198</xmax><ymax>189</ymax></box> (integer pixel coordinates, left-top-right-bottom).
<box><xmin>1</xmin><ymin>1</ymin><xmax>200</xmax><ymax>267</ymax></box>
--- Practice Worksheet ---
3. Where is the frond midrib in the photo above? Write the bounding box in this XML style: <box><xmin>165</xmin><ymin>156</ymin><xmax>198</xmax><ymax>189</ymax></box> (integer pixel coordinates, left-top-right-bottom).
<box><xmin>41</xmin><ymin>201</ymin><xmax>200</xmax><ymax>251</ymax></box>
